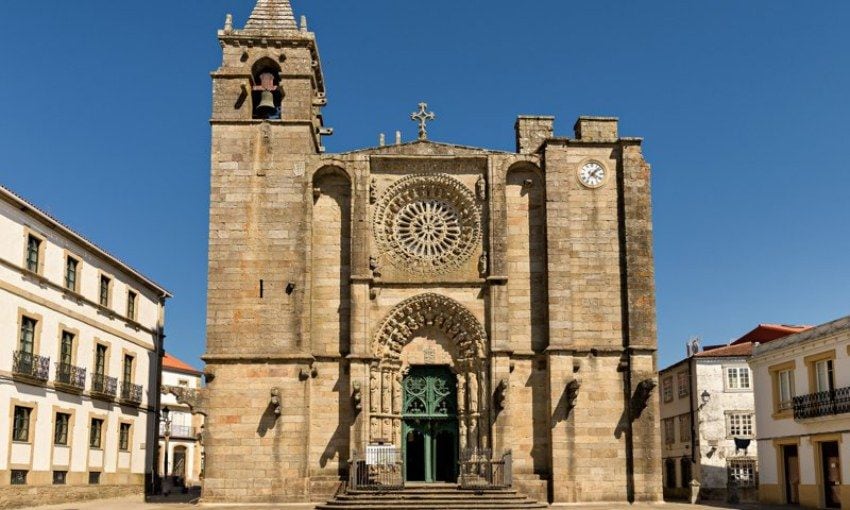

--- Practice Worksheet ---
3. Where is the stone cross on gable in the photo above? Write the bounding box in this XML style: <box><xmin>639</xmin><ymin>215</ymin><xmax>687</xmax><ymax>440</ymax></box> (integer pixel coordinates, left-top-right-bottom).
<box><xmin>410</xmin><ymin>102</ymin><xmax>436</xmax><ymax>140</ymax></box>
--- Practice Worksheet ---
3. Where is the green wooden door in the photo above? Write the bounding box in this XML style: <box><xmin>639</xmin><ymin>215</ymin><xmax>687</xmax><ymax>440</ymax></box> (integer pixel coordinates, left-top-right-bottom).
<box><xmin>402</xmin><ymin>366</ymin><xmax>458</xmax><ymax>482</ymax></box>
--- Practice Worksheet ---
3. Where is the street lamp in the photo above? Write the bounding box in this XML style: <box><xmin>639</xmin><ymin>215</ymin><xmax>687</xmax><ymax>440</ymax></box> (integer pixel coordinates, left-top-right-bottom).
<box><xmin>161</xmin><ymin>406</ymin><xmax>172</xmax><ymax>494</ymax></box>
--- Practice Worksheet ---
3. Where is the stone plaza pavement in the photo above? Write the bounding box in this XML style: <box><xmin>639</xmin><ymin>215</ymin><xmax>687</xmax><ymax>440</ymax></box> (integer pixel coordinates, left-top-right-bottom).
<box><xmin>23</xmin><ymin>495</ymin><xmax>787</xmax><ymax>510</ymax></box>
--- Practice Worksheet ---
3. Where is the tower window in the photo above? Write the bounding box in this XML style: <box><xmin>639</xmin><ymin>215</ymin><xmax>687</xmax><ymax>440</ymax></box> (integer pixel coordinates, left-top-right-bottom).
<box><xmin>251</xmin><ymin>60</ymin><xmax>282</xmax><ymax>120</ymax></box>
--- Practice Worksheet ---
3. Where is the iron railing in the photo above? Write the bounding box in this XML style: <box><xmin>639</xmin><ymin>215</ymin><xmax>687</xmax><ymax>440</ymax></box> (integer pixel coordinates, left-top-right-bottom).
<box><xmin>91</xmin><ymin>373</ymin><xmax>117</xmax><ymax>399</ymax></box>
<box><xmin>349</xmin><ymin>446</ymin><xmax>404</xmax><ymax>491</ymax></box>
<box><xmin>54</xmin><ymin>362</ymin><xmax>86</xmax><ymax>392</ymax></box>
<box><xmin>793</xmin><ymin>386</ymin><xmax>850</xmax><ymax>420</ymax></box>
<box><xmin>120</xmin><ymin>382</ymin><xmax>143</xmax><ymax>404</ymax></box>
<box><xmin>159</xmin><ymin>423</ymin><xmax>195</xmax><ymax>439</ymax></box>
<box><xmin>12</xmin><ymin>350</ymin><xmax>50</xmax><ymax>382</ymax></box>
<box><xmin>459</xmin><ymin>448</ymin><xmax>512</xmax><ymax>489</ymax></box>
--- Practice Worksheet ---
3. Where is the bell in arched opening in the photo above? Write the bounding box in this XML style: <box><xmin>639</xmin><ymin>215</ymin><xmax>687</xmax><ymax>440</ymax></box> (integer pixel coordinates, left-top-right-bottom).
<box><xmin>252</xmin><ymin>70</ymin><xmax>281</xmax><ymax>119</ymax></box>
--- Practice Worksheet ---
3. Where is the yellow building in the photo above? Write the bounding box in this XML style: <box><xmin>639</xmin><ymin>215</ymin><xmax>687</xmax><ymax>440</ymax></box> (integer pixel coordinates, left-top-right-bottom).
<box><xmin>750</xmin><ymin>315</ymin><xmax>850</xmax><ymax>509</ymax></box>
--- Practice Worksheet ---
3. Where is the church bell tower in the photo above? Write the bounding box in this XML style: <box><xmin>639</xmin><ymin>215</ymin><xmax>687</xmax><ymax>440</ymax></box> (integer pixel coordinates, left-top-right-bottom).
<box><xmin>211</xmin><ymin>0</ymin><xmax>330</xmax><ymax>153</ymax></box>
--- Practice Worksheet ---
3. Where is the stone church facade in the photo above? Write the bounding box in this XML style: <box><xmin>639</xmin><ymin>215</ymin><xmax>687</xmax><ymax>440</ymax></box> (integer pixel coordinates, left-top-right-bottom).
<box><xmin>202</xmin><ymin>0</ymin><xmax>662</xmax><ymax>504</ymax></box>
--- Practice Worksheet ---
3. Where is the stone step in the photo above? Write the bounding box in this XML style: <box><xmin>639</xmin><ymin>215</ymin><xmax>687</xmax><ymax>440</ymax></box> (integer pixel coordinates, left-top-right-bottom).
<box><xmin>338</xmin><ymin>493</ymin><xmax>529</xmax><ymax>498</ymax></box>
<box><xmin>316</xmin><ymin>485</ymin><xmax>546</xmax><ymax>510</ymax></box>
<box><xmin>344</xmin><ymin>489</ymin><xmax>522</xmax><ymax>496</ymax></box>
<box><xmin>316</xmin><ymin>503</ymin><xmax>547</xmax><ymax>510</ymax></box>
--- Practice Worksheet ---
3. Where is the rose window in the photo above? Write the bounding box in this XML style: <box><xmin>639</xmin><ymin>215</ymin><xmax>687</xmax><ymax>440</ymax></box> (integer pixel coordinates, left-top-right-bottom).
<box><xmin>373</xmin><ymin>174</ymin><xmax>481</xmax><ymax>275</ymax></box>
<box><xmin>395</xmin><ymin>200</ymin><xmax>461</xmax><ymax>259</ymax></box>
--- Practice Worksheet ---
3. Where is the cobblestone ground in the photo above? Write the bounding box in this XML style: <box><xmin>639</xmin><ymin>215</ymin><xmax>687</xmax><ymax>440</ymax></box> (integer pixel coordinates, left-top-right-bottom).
<box><xmin>22</xmin><ymin>495</ymin><xmax>788</xmax><ymax>510</ymax></box>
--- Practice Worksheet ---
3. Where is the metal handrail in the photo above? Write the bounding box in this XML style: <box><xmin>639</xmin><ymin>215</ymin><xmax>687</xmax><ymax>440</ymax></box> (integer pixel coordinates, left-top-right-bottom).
<box><xmin>120</xmin><ymin>382</ymin><xmax>143</xmax><ymax>404</ymax></box>
<box><xmin>12</xmin><ymin>350</ymin><xmax>50</xmax><ymax>381</ymax></box>
<box><xmin>55</xmin><ymin>362</ymin><xmax>86</xmax><ymax>391</ymax></box>
<box><xmin>459</xmin><ymin>448</ymin><xmax>512</xmax><ymax>489</ymax></box>
<box><xmin>793</xmin><ymin>386</ymin><xmax>850</xmax><ymax>420</ymax></box>
<box><xmin>91</xmin><ymin>373</ymin><xmax>118</xmax><ymax>398</ymax></box>
<box><xmin>349</xmin><ymin>447</ymin><xmax>404</xmax><ymax>491</ymax></box>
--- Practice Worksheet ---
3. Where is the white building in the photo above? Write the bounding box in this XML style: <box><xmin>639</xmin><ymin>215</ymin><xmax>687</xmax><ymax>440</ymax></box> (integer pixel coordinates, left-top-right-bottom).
<box><xmin>159</xmin><ymin>353</ymin><xmax>204</xmax><ymax>488</ymax></box>
<box><xmin>659</xmin><ymin>324</ymin><xmax>808</xmax><ymax>502</ymax></box>
<box><xmin>750</xmin><ymin>315</ymin><xmax>850</xmax><ymax>509</ymax></box>
<box><xmin>0</xmin><ymin>185</ymin><xmax>170</xmax><ymax>508</ymax></box>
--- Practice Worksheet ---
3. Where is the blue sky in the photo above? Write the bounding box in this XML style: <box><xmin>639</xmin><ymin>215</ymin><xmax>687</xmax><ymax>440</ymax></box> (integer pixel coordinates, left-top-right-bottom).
<box><xmin>1</xmin><ymin>1</ymin><xmax>848</xmax><ymax>370</ymax></box>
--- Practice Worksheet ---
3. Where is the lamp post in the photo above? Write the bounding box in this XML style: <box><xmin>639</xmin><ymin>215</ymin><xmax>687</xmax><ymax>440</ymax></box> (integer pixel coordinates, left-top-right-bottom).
<box><xmin>161</xmin><ymin>406</ymin><xmax>172</xmax><ymax>494</ymax></box>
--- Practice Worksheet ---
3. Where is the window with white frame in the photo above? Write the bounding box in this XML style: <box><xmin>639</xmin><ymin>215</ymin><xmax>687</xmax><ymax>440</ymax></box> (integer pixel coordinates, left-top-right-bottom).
<box><xmin>728</xmin><ymin>459</ymin><xmax>757</xmax><ymax>487</ymax></box>
<box><xmin>727</xmin><ymin>412</ymin><xmax>754</xmax><ymax>438</ymax></box>
<box><xmin>662</xmin><ymin>377</ymin><xmax>673</xmax><ymax>402</ymax></box>
<box><xmin>778</xmin><ymin>369</ymin><xmax>795</xmax><ymax>410</ymax></box>
<box><xmin>677</xmin><ymin>371</ymin><xmax>689</xmax><ymax>397</ymax></box>
<box><xmin>814</xmin><ymin>359</ymin><xmax>834</xmax><ymax>393</ymax></box>
<box><xmin>726</xmin><ymin>367</ymin><xmax>751</xmax><ymax>390</ymax></box>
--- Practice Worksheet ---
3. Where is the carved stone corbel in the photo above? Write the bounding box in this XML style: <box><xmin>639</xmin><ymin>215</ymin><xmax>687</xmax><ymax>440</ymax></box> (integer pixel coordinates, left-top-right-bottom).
<box><xmin>270</xmin><ymin>387</ymin><xmax>281</xmax><ymax>416</ymax></box>
<box><xmin>630</xmin><ymin>378</ymin><xmax>657</xmax><ymax>419</ymax></box>
<box><xmin>565</xmin><ymin>377</ymin><xmax>581</xmax><ymax>412</ymax></box>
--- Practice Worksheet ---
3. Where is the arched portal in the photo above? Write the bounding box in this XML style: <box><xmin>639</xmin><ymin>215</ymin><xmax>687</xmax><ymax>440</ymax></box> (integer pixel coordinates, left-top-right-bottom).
<box><xmin>368</xmin><ymin>293</ymin><xmax>490</xmax><ymax>471</ymax></box>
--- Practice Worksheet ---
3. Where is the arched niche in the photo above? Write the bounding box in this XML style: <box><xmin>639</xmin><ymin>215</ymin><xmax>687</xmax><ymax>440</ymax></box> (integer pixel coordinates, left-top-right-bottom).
<box><xmin>310</xmin><ymin>166</ymin><xmax>352</xmax><ymax>355</ymax></box>
<box><xmin>505</xmin><ymin>163</ymin><xmax>549</xmax><ymax>353</ymax></box>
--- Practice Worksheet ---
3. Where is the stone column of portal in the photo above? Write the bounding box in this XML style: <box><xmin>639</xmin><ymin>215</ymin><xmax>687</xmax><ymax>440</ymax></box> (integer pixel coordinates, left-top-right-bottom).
<box><xmin>457</xmin><ymin>372</ymin><xmax>467</xmax><ymax>452</ymax></box>
<box><xmin>619</xmin><ymin>140</ymin><xmax>663</xmax><ymax>501</ymax></box>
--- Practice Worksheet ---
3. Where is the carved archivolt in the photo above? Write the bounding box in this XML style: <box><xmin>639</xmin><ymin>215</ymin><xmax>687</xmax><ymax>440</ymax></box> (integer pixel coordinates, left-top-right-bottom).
<box><xmin>372</xmin><ymin>293</ymin><xmax>486</xmax><ymax>362</ymax></box>
<box><xmin>368</xmin><ymin>293</ymin><xmax>490</xmax><ymax>449</ymax></box>
<box><xmin>373</xmin><ymin>174</ymin><xmax>481</xmax><ymax>275</ymax></box>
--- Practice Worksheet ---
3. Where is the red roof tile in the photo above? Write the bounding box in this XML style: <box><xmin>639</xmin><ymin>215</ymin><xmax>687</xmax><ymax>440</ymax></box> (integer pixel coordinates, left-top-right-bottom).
<box><xmin>730</xmin><ymin>323</ymin><xmax>811</xmax><ymax>345</ymax></box>
<box><xmin>163</xmin><ymin>353</ymin><xmax>202</xmax><ymax>375</ymax></box>
<box><xmin>694</xmin><ymin>342</ymin><xmax>754</xmax><ymax>358</ymax></box>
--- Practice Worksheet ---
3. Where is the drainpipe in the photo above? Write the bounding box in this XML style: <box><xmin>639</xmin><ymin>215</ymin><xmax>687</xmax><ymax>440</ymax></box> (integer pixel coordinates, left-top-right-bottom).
<box><xmin>146</xmin><ymin>296</ymin><xmax>167</xmax><ymax>499</ymax></box>
<box><xmin>689</xmin><ymin>356</ymin><xmax>697</xmax><ymax>464</ymax></box>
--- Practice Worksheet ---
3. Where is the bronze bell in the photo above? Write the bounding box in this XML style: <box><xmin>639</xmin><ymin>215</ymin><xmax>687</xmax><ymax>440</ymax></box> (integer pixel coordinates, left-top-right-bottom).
<box><xmin>256</xmin><ymin>90</ymin><xmax>276</xmax><ymax>116</ymax></box>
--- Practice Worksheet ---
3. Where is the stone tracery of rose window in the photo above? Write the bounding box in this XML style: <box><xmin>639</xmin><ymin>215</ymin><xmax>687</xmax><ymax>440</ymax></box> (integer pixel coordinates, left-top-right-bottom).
<box><xmin>373</xmin><ymin>174</ymin><xmax>481</xmax><ymax>275</ymax></box>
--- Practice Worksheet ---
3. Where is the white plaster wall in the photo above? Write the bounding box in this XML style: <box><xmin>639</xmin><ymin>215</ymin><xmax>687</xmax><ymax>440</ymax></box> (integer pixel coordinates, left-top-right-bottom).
<box><xmin>0</xmin><ymin>195</ymin><xmax>162</xmax><ymax>479</ymax></box>
<box><xmin>0</xmin><ymin>381</ymin><xmax>147</xmax><ymax>474</ymax></box>
<box><xmin>161</xmin><ymin>370</ymin><xmax>201</xmax><ymax>389</ymax></box>
<box><xmin>694</xmin><ymin>358</ymin><xmax>758</xmax><ymax>489</ymax></box>
<box><xmin>0</xmin><ymin>198</ymin><xmax>162</xmax><ymax>341</ymax></box>
<box><xmin>158</xmin><ymin>368</ymin><xmax>203</xmax><ymax>484</ymax></box>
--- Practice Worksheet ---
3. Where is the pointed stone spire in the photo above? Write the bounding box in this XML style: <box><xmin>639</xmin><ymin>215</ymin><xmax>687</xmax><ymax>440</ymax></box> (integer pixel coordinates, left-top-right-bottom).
<box><xmin>244</xmin><ymin>0</ymin><xmax>298</xmax><ymax>32</ymax></box>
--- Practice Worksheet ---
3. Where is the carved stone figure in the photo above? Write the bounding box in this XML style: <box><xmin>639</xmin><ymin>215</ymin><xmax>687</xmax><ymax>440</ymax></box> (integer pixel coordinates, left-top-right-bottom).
<box><xmin>478</xmin><ymin>251</ymin><xmax>488</xmax><ymax>276</ymax></box>
<box><xmin>369</xmin><ymin>177</ymin><xmax>378</xmax><ymax>204</ymax></box>
<box><xmin>476</xmin><ymin>174</ymin><xmax>487</xmax><ymax>201</ymax></box>
<box><xmin>369</xmin><ymin>369</ymin><xmax>379</xmax><ymax>413</ymax></box>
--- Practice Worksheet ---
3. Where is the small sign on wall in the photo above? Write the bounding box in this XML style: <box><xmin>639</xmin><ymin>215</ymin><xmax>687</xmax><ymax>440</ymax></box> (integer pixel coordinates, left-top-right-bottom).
<box><xmin>366</xmin><ymin>444</ymin><xmax>398</xmax><ymax>465</ymax></box>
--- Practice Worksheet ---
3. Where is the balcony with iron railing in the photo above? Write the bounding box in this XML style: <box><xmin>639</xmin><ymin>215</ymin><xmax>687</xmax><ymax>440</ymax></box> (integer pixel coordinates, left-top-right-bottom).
<box><xmin>159</xmin><ymin>422</ymin><xmax>196</xmax><ymax>439</ymax></box>
<box><xmin>54</xmin><ymin>362</ymin><xmax>86</xmax><ymax>393</ymax></box>
<box><xmin>793</xmin><ymin>386</ymin><xmax>850</xmax><ymax>420</ymax></box>
<box><xmin>12</xmin><ymin>350</ymin><xmax>50</xmax><ymax>383</ymax></box>
<box><xmin>90</xmin><ymin>373</ymin><xmax>117</xmax><ymax>400</ymax></box>
<box><xmin>120</xmin><ymin>382</ymin><xmax>143</xmax><ymax>405</ymax></box>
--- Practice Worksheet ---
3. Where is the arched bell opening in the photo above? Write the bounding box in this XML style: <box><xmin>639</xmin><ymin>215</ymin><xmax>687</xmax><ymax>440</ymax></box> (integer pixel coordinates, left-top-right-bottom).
<box><xmin>367</xmin><ymin>293</ymin><xmax>490</xmax><ymax>483</ymax></box>
<box><xmin>250</xmin><ymin>57</ymin><xmax>283</xmax><ymax>119</ymax></box>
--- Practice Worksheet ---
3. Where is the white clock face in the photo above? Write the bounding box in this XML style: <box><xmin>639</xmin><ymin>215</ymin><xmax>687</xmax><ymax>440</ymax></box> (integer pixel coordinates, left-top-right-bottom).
<box><xmin>578</xmin><ymin>162</ymin><xmax>606</xmax><ymax>188</ymax></box>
